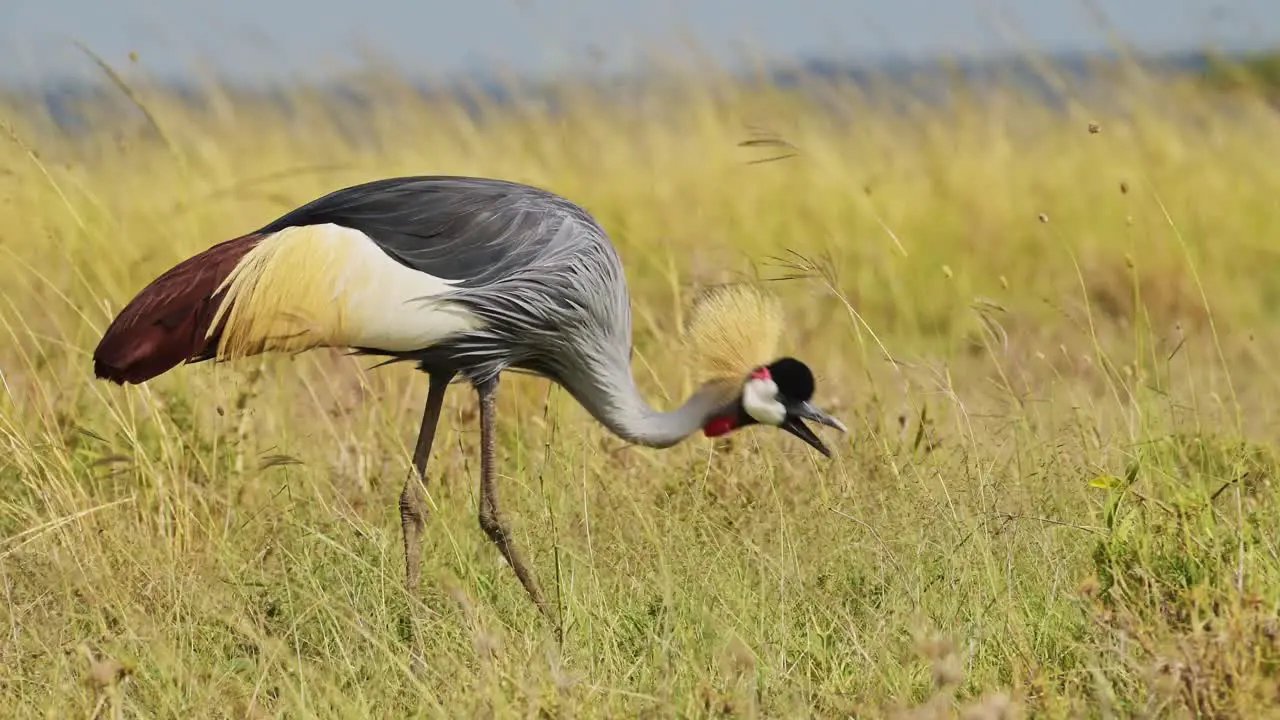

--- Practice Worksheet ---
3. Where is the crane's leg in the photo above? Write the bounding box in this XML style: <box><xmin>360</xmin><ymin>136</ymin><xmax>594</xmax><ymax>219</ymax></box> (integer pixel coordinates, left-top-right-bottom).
<box><xmin>400</xmin><ymin>371</ymin><xmax>452</xmax><ymax>672</ymax></box>
<box><xmin>475</xmin><ymin>375</ymin><xmax>558</xmax><ymax>631</ymax></box>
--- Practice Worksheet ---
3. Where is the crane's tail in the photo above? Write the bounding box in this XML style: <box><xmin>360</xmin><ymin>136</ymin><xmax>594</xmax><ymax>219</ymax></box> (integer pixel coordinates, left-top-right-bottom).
<box><xmin>92</xmin><ymin>233</ymin><xmax>266</xmax><ymax>385</ymax></box>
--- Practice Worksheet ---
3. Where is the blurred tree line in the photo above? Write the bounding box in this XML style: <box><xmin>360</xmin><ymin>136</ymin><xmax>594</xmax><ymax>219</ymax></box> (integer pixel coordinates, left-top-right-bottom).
<box><xmin>1199</xmin><ymin>50</ymin><xmax>1280</xmax><ymax>102</ymax></box>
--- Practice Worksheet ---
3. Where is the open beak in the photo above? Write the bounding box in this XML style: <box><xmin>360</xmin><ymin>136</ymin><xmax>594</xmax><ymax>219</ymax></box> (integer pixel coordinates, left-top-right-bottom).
<box><xmin>780</xmin><ymin>401</ymin><xmax>847</xmax><ymax>457</ymax></box>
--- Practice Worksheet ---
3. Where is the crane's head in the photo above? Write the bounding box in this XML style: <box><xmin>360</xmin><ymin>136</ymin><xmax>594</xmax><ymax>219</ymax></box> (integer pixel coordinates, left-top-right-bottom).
<box><xmin>702</xmin><ymin>356</ymin><xmax>847</xmax><ymax>457</ymax></box>
<box><xmin>681</xmin><ymin>283</ymin><xmax>846</xmax><ymax>457</ymax></box>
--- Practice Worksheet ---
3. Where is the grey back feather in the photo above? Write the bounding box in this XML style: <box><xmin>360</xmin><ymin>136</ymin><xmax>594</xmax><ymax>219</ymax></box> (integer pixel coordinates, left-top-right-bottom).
<box><xmin>260</xmin><ymin>176</ymin><xmax>635</xmax><ymax>393</ymax></box>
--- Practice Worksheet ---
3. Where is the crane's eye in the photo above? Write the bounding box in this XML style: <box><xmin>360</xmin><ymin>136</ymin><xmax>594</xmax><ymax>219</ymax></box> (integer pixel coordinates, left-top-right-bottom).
<box><xmin>741</xmin><ymin>376</ymin><xmax>787</xmax><ymax>426</ymax></box>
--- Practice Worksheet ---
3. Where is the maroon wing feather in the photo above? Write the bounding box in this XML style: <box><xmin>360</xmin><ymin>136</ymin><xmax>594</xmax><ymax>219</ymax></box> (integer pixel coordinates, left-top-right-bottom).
<box><xmin>93</xmin><ymin>233</ymin><xmax>264</xmax><ymax>385</ymax></box>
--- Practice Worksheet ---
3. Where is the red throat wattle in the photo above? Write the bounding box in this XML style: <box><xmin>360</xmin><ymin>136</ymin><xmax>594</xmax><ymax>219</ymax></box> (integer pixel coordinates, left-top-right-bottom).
<box><xmin>704</xmin><ymin>415</ymin><xmax>736</xmax><ymax>437</ymax></box>
<box><xmin>704</xmin><ymin>366</ymin><xmax>771</xmax><ymax>437</ymax></box>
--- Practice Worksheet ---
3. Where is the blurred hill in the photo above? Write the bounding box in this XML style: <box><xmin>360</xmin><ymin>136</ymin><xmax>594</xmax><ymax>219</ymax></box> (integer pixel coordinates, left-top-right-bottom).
<box><xmin>3</xmin><ymin>47</ymin><xmax>1277</xmax><ymax>137</ymax></box>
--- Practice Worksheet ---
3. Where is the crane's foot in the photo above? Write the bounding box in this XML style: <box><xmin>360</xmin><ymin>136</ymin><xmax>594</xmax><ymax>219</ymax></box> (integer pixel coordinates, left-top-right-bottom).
<box><xmin>401</xmin><ymin>484</ymin><xmax>430</xmax><ymax>678</ymax></box>
<box><xmin>479</xmin><ymin>507</ymin><xmax>562</xmax><ymax>633</ymax></box>
<box><xmin>400</xmin><ymin>453</ymin><xmax>440</xmax><ymax>681</ymax></box>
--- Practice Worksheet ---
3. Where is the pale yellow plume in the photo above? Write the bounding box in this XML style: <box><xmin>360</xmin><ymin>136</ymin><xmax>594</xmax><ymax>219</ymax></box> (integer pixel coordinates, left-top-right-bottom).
<box><xmin>681</xmin><ymin>283</ymin><xmax>785</xmax><ymax>387</ymax></box>
<box><xmin>209</xmin><ymin>223</ymin><xmax>482</xmax><ymax>360</ymax></box>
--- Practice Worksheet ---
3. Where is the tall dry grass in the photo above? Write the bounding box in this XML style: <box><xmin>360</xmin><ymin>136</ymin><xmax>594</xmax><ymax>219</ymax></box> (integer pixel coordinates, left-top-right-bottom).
<box><xmin>3</xmin><ymin>50</ymin><xmax>1280</xmax><ymax>718</ymax></box>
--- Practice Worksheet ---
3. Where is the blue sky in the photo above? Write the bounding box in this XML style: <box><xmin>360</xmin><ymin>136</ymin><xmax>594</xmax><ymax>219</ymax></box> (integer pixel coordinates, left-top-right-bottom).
<box><xmin>4</xmin><ymin>0</ymin><xmax>1278</xmax><ymax>84</ymax></box>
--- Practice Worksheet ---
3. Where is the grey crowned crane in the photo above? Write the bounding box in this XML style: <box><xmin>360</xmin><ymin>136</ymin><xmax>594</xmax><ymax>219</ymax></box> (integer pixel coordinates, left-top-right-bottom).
<box><xmin>92</xmin><ymin>175</ymin><xmax>846</xmax><ymax>648</ymax></box>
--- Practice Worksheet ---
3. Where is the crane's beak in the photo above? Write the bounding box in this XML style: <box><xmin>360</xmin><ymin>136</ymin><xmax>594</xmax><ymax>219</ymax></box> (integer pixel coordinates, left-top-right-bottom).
<box><xmin>781</xmin><ymin>401</ymin><xmax>847</xmax><ymax>458</ymax></box>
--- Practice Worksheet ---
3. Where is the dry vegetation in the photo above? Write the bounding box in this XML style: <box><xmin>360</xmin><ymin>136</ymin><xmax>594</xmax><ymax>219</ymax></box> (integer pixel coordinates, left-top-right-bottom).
<box><xmin>3</xmin><ymin>49</ymin><xmax>1280</xmax><ymax>718</ymax></box>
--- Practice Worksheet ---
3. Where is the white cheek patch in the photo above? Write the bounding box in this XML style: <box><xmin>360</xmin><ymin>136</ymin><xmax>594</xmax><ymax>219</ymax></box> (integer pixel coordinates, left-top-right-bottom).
<box><xmin>742</xmin><ymin>377</ymin><xmax>787</xmax><ymax>426</ymax></box>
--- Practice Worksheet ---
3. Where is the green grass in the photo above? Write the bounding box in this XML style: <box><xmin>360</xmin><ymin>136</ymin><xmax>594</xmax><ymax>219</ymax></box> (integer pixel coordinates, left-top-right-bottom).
<box><xmin>3</xmin><ymin>52</ymin><xmax>1280</xmax><ymax>718</ymax></box>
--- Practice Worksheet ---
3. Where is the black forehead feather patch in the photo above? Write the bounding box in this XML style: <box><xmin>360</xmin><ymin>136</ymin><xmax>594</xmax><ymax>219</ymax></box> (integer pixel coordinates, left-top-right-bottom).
<box><xmin>766</xmin><ymin>357</ymin><xmax>815</xmax><ymax>402</ymax></box>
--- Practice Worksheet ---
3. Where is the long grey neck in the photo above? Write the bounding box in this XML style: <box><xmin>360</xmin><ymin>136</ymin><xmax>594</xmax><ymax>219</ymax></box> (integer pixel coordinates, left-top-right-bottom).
<box><xmin>559</xmin><ymin>346</ymin><xmax>732</xmax><ymax>449</ymax></box>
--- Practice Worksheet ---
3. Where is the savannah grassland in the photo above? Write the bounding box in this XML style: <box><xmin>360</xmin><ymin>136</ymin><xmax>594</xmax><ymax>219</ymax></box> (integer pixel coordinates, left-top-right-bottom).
<box><xmin>3</xmin><ymin>47</ymin><xmax>1280</xmax><ymax>719</ymax></box>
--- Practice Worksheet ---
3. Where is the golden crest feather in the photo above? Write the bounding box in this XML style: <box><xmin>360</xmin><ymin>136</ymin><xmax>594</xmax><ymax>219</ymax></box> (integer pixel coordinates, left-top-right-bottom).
<box><xmin>681</xmin><ymin>283</ymin><xmax>785</xmax><ymax>386</ymax></box>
